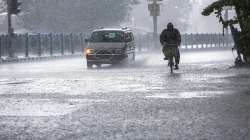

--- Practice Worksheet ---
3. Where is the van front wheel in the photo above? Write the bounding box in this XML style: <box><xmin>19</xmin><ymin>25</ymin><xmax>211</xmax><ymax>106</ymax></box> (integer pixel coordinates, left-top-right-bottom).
<box><xmin>132</xmin><ymin>53</ymin><xmax>135</xmax><ymax>61</ymax></box>
<box><xmin>87</xmin><ymin>61</ymin><xmax>93</xmax><ymax>69</ymax></box>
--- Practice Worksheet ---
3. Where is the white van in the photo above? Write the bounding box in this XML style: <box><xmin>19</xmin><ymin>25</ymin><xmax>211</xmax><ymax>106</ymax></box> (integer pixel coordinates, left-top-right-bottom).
<box><xmin>85</xmin><ymin>28</ymin><xmax>136</xmax><ymax>68</ymax></box>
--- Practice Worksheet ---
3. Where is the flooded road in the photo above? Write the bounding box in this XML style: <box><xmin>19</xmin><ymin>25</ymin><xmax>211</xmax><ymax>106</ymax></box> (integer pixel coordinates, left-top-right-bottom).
<box><xmin>0</xmin><ymin>49</ymin><xmax>249</xmax><ymax>140</ymax></box>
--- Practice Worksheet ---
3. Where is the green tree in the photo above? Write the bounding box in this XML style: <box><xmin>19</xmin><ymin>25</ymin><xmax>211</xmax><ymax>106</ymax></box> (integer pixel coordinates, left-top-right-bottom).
<box><xmin>202</xmin><ymin>0</ymin><xmax>250</xmax><ymax>64</ymax></box>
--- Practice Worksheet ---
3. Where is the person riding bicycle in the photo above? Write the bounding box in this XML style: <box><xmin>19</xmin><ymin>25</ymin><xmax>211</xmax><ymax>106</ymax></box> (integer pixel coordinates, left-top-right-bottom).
<box><xmin>160</xmin><ymin>23</ymin><xmax>181</xmax><ymax>69</ymax></box>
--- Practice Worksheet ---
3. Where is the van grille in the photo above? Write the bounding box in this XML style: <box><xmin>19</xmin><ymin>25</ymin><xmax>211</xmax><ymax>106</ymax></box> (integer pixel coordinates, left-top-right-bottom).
<box><xmin>96</xmin><ymin>50</ymin><xmax>112</xmax><ymax>59</ymax></box>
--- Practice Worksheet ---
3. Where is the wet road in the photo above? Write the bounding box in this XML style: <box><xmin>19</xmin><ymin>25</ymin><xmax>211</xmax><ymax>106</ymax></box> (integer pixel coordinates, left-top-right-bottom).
<box><xmin>0</xmin><ymin>49</ymin><xmax>250</xmax><ymax>140</ymax></box>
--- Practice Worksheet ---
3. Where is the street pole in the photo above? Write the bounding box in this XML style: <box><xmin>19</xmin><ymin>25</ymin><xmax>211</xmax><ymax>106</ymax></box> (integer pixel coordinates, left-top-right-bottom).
<box><xmin>7</xmin><ymin>0</ymin><xmax>13</xmax><ymax>58</ymax></box>
<box><xmin>148</xmin><ymin>0</ymin><xmax>162</xmax><ymax>50</ymax></box>
<box><xmin>224</xmin><ymin>9</ymin><xmax>229</xmax><ymax>34</ymax></box>
<box><xmin>153</xmin><ymin>0</ymin><xmax>158</xmax><ymax>49</ymax></box>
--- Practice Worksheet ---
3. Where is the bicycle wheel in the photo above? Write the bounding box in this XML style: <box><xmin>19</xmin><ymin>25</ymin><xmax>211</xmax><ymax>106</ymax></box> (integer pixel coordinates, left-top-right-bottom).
<box><xmin>169</xmin><ymin>57</ymin><xmax>174</xmax><ymax>74</ymax></box>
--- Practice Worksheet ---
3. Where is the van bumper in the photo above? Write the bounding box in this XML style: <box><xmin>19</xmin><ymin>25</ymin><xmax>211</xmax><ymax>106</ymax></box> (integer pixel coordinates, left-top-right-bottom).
<box><xmin>86</xmin><ymin>54</ymin><xmax>127</xmax><ymax>64</ymax></box>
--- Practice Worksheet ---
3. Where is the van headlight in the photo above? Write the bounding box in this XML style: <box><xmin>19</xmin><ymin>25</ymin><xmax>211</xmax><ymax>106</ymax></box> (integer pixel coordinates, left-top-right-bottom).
<box><xmin>85</xmin><ymin>48</ymin><xmax>94</xmax><ymax>55</ymax></box>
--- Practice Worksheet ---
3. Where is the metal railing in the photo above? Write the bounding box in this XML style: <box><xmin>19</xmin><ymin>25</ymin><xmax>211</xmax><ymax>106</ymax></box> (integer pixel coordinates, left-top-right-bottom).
<box><xmin>0</xmin><ymin>33</ymin><xmax>89</xmax><ymax>59</ymax></box>
<box><xmin>135</xmin><ymin>33</ymin><xmax>234</xmax><ymax>52</ymax></box>
<box><xmin>0</xmin><ymin>33</ymin><xmax>234</xmax><ymax>60</ymax></box>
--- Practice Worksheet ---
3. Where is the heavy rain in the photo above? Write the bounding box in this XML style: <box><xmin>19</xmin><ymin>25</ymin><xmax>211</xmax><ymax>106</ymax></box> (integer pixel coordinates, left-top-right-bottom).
<box><xmin>0</xmin><ymin>0</ymin><xmax>249</xmax><ymax>139</ymax></box>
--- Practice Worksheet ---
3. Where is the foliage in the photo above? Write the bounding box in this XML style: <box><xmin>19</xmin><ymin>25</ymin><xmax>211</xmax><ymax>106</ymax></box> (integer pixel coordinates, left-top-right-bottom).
<box><xmin>202</xmin><ymin>0</ymin><xmax>250</xmax><ymax>64</ymax></box>
<box><xmin>202</xmin><ymin>0</ymin><xmax>250</xmax><ymax>29</ymax></box>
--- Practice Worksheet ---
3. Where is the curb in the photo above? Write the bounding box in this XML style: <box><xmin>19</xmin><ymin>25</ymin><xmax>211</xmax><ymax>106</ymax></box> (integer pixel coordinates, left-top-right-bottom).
<box><xmin>0</xmin><ymin>54</ymin><xmax>84</xmax><ymax>64</ymax></box>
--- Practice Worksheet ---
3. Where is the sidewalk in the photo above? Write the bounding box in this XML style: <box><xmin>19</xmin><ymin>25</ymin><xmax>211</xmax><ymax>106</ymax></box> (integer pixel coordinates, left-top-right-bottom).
<box><xmin>0</xmin><ymin>54</ymin><xmax>83</xmax><ymax>64</ymax></box>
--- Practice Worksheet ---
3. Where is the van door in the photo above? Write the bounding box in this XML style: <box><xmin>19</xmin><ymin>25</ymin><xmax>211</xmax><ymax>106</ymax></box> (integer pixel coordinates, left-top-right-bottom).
<box><xmin>125</xmin><ymin>32</ymin><xmax>135</xmax><ymax>60</ymax></box>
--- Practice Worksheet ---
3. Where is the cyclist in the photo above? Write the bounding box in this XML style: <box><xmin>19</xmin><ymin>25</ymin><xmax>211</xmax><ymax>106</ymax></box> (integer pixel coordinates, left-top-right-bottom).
<box><xmin>160</xmin><ymin>22</ymin><xmax>181</xmax><ymax>69</ymax></box>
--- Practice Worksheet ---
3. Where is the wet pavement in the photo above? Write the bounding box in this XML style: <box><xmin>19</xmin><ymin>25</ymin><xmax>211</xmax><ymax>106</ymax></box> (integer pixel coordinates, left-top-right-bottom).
<box><xmin>0</xmin><ymin>49</ymin><xmax>249</xmax><ymax>140</ymax></box>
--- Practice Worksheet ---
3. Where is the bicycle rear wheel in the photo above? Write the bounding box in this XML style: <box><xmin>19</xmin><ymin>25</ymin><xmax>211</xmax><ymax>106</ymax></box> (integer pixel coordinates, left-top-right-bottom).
<box><xmin>169</xmin><ymin>57</ymin><xmax>174</xmax><ymax>74</ymax></box>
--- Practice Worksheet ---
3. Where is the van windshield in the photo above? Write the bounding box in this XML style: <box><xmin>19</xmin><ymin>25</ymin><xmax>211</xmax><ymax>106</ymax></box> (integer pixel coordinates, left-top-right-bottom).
<box><xmin>90</xmin><ymin>31</ymin><xmax>125</xmax><ymax>42</ymax></box>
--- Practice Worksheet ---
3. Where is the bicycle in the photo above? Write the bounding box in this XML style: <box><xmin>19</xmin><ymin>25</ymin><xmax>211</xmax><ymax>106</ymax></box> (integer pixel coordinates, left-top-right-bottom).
<box><xmin>163</xmin><ymin>43</ymin><xmax>178</xmax><ymax>74</ymax></box>
<box><xmin>168</xmin><ymin>56</ymin><xmax>174</xmax><ymax>74</ymax></box>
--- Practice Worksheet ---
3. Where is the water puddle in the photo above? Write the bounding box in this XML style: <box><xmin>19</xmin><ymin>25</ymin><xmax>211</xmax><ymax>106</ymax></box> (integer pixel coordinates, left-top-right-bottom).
<box><xmin>0</xmin><ymin>79</ymin><xmax>34</xmax><ymax>85</ymax></box>
<box><xmin>0</xmin><ymin>98</ymin><xmax>106</xmax><ymax>117</ymax></box>
<box><xmin>146</xmin><ymin>91</ymin><xmax>229</xmax><ymax>99</ymax></box>
<box><xmin>6</xmin><ymin>81</ymin><xmax>32</xmax><ymax>85</ymax></box>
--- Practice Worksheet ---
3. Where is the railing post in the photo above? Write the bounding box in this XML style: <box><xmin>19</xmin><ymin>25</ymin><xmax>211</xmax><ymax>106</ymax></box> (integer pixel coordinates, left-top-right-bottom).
<box><xmin>223</xmin><ymin>33</ymin><xmax>225</xmax><ymax>47</ymax></box>
<box><xmin>25</xmin><ymin>33</ymin><xmax>29</xmax><ymax>57</ymax></box>
<box><xmin>215</xmin><ymin>33</ymin><xmax>217</xmax><ymax>48</ymax></box>
<box><xmin>221</xmin><ymin>33</ymin><xmax>224</xmax><ymax>47</ymax></box>
<box><xmin>0</xmin><ymin>35</ymin><xmax>1</xmax><ymax>59</ymax></box>
<box><xmin>229</xmin><ymin>34</ymin><xmax>232</xmax><ymax>47</ymax></box>
<box><xmin>230</xmin><ymin>34</ymin><xmax>234</xmax><ymax>47</ymax></box>
<box><xmin>223</xmin><ymin>33</ymin><xmax>226</xmax><ymax>47</ymax></box>
<box><xmin>45</xmin><ymin>34</ymin><xmax>48</xmax><ymax>55</ymax></box>
<box><xmin>57</xmin><ymin>34</ymin><xmax>60</xmax><ymax>52</ymax></box>
<box><xmin>76</xmin><ymin>34</ymin><xmax>80</xmax><ymax>53</ymax></box>
<box><xmin>214</xmin><ymin>33</ymin><xmax>216</xmax><ymax>48</ymax></box>
<box><xmin>138</xmin><ymin>35</ymin><xmax>142</xmax><ymax>52</ymax></box>
<box><xmin>191</xmin><ymin>33</ymin><xmax>194</xmax><ymax>49</ymax></box>
<box><xmin>201</xmin><ymin>33</ymin><xmax>204</xmax><ymax>49</ymax></box>
<box><xmin>80</xmin><ymin>33</ymin><xmax>84</xmax><ymax>54</ymax></box>
<box><xmin>196</xmin><ymin>33</ymin><xmax>199</xmax><ymax>49</ymax></box>
<box><xmin>221</xmin><ymin>33</ymin><xmax>223</xmax><ymax>47</ymax></box>
<box><xmin>218</xmin><ymin>33</ymin><xmax>220</xmax><ymax>47</ymax></box>
<box><xmin>70</xmin><ymin>33</ymin><xmax>74</xmax><ymax>54</ymax></box>
<box><xmin>205</xmin><ymin>33</ymin><xmax>208</xmax><ymax>48</ymax></box>
<box><xmin>220</xmin><ymin>33</ymin><xmax>223</xmax><ymax>47</ymax></box>
<box><xmin>217</xmin><ymin>33</ymin><xmax>220</xmax><ymax>47</ymax></box>
<box><xmin>184</xmin><ymin>34</ymin><xmax>187</xmax><ymax>49</ymax></box>
<box><xmin>211</xmin><ymin>33</ymin><xmax>214</xmax><ymax>48</ymax></box>
<box><xmin>64</xmin><ymin>34</ymin><xmax>68</xmax><ymax>54</ymax></box>
<box><xmin>185</xmin><ymin>33</ymin><xmax>187</xmax><ymax>49</ymax></box>
<box><xmin>217</xmin><ymin>33</ymin><xmax>219</xmax><ymax>47</ymax></box>
<box><xmin>218</xmin><ymin>33</ymin><xmax>221</xmax><ymax>47</ymax></box>
<box><xmin>204</xmin><ymin>33</ymin><xmax>207</xmax><ymax>48</ymax></box>
<box><xmin>3</xmin><ymin>35</ymin><xmax>7</xmax><ymax>57</ymax></box>
<box><xmin>60</xmin><ymin>33</ymin><xmax>64</xmax><ymax>55</ymax></box>
<box><xmin>49</xmin><ymin>33</ymin><xmax>53</xmax><ymax>56</ymax></box>
<box><xmin>225</xmin><ymin>34</ymin><xmax>228</xmax><ymax>47</ymax></box>
<box><xmin>193</xmin><ymin>33</ymin><xmax>196</xmax><ymax>49</ymax></box>
<box><xmin>146</xmin><ymin>34</ymin><xmax>150</xmax><ymax>51</ymax></box>
<box><xmin>38</xmin><ymin>33</ymin><xmax>42</xmax><ymax>57</ymax></box>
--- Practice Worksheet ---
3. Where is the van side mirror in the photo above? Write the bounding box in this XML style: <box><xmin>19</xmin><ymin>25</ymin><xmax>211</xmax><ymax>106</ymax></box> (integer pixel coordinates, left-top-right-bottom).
<box><xmin>85</xmin><ymin>39</ymin><xmax>89</xmax><ymax>43</ymax></box>
<box><xmin>125</xmin><ymin>37</ymin><xmax>131</xmax><ymax>42</ymax></box>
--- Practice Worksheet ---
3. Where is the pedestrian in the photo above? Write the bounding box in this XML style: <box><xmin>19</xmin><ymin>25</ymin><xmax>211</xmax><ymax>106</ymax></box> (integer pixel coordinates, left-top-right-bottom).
<box><xmin>160</xmin><ymin>22</ymin><xmax>181</xmax><ymax>69</ymax></box>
